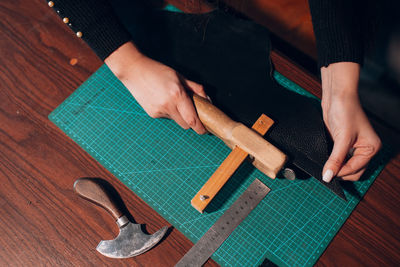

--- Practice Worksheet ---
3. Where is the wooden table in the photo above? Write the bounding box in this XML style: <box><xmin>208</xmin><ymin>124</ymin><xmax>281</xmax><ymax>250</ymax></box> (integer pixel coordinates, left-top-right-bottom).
<box><xmin>1</xmin><ymin>0</ymin><xmax>399</xmax><ymax>266</ymax></box>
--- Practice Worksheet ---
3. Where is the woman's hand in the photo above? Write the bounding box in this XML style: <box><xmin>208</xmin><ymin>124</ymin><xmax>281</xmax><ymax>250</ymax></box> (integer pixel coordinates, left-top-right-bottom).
<box><xmin>321</xmin><ymin>62</ymin><xmax>381</xmax><ymax>182</ymax></box>
<box><xmin>105</xmin><ymin>42</ymin><xmax>207</xmax><ymax>134</ymax></box>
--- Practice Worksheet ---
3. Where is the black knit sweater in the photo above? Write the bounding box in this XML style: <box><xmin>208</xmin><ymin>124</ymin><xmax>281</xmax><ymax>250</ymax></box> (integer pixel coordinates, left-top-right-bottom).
<box><xmin>309</xmin><ymin>0</ymin><xmax>366</xmax><ymax>67</ymax></box>
<box><xmin>45</xmin><ymin>0</ymin><xmax>368</xmax><ymax>67</ymax></box>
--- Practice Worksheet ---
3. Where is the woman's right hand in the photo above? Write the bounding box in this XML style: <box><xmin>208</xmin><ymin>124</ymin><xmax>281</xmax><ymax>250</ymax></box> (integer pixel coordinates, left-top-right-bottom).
<box><xmin>105</xmin><ymin>42</ymin><xmax>208</xmax><ymax>134</ymax></box>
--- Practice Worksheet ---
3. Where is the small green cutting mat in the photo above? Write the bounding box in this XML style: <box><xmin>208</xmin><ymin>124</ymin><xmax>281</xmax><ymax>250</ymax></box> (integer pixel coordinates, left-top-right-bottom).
<box><xmin>49</xmin><ymin>64</ymin><xmax>388</xmax><ymax>267</ymax></box>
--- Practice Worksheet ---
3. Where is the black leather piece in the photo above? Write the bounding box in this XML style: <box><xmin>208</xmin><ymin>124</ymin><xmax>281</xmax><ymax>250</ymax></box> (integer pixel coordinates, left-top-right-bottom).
<box><xmin>114</xmin><ymin>8</ymin><xmax>345</xmax><ymax>199</ymax></box>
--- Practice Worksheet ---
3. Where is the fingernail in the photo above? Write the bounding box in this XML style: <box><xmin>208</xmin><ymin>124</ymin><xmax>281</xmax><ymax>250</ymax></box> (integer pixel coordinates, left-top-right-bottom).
<box><xmin>322</xmin><ymin>169</ymin><xmax>334</xmax><ymax>183</ymax></box>
<box><xmin>206</xmin><ymin>95</ymin><xmax>212</xmax><ymax>103</ymax></box>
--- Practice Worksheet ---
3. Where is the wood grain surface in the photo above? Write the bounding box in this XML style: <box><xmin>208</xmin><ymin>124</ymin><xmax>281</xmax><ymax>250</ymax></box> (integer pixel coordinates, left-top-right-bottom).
<box><xmin>0</xmin><ymin>0</ymin><xmax>399</xmax><ymax>266</ymax></box>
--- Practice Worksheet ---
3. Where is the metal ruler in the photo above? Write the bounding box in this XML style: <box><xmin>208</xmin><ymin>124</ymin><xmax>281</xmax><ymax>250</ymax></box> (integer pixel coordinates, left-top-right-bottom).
<box><xmin>175</xmin><ymin>179</ymin><xmax>270</xmax><ymax>267</ymax></box>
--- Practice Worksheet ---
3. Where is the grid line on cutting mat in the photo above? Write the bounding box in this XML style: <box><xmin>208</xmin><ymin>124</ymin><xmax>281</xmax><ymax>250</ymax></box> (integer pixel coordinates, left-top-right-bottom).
<box><xmin>49</xmin><ymin>65</ymin><xmax>389</xmax><ymax>267</ymax></box>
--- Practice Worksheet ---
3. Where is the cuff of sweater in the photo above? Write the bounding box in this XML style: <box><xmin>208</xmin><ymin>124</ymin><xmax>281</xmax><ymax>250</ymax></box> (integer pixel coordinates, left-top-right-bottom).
<box><xmin>317</xmin><ymin>44</ymin><xmax>364</xmax><ymax>68</ymax></box>
<box><xmin>309</xmin><ymin>0</ymin><xmax>365</xmax><ymax>68</ymax></box>
<box><xmin>82</xmin><ymin>15</ymin><xmax>132</xmax><ymax>60</ymax></box>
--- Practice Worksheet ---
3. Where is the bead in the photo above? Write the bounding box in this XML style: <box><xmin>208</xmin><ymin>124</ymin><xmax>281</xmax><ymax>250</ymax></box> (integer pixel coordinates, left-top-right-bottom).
<box><xmin>68</xmin><ymin>23</ymin><xmax>72</xmax><ymax>27</ymax></box>
<box><xmin>76</xmin><ymin>31</ymin><xmax>82</xmax><ymax>38</ymax></box>
<box><xmin>48</xmin><ymin>1</ymin><xmax>54</xmax><ymax>7</ymax></box>
<box><xmin>63</xmin><ymin>17</ymin><xmax>69</xmax><ymax>23</ymax></box>
<box><xmin>56</xmin><ymin>10</ymin><xmax>60</xmax><ymax>13</ymax></box>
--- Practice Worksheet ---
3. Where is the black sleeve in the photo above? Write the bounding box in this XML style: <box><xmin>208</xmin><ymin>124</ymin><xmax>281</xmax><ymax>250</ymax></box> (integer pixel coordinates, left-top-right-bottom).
<box><xmin>308</xmin><ymin>0</ymin><xmax>364</xmax><ymax>68</ymax></box>
<box><xmin>46</xmin><ymin>0</ymin><xmax>132</xmax><ymax>60</ymax></box>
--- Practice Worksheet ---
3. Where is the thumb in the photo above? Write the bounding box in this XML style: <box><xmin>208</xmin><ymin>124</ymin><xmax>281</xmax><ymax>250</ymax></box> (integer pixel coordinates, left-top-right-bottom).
<box><xmin>322</xmin><ymin>135</ymin><xmax>352</xmax><ymax>183</ymax></box>
<box><xmin>185</xmin><ymin>80</ymin><xmax>207</xmax><ymax>98</ymax></box>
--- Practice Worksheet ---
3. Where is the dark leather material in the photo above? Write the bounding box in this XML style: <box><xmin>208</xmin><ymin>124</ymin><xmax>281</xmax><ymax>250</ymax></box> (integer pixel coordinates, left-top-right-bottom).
<box><xmin>113</xmin><ymin>7</ymin><xmax>345</xmax><ymax>199</ymax></box>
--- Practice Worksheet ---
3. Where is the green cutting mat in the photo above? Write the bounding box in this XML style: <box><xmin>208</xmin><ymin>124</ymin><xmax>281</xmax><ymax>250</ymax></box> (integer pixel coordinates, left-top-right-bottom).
<box><xmin>49</xmin><ymin>64</ymin><xmax>388</xmax><ymax>267</ymax></box>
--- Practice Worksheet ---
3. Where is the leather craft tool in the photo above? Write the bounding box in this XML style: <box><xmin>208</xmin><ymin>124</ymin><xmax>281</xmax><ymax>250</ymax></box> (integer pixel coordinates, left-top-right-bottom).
<box><xmin>176</xmin><ymin>178</ymin><xmax>270</xmax><ymax>266</ymax></box>
<box><xmin>191</xmin><ymin>94</ymin><xmax>285</xmax><ymax>212</ymax></box>
<box><xmin>191</xmin><ymin>94</ymin><xmax>348</xmax><ymax>213</ymax></box>
<box><xmin>74</xmin><ymin>178</ymin><xmax>168</xmax><ymax>258</ymax></box>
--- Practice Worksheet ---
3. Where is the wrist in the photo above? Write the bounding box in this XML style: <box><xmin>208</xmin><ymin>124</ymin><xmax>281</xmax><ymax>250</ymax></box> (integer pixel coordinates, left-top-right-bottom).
<box><xmin>321</xmin><ymin>62</ymin><xmax>360</xmax><ymax>102</ymax></box>
<box><xmin>104</xmin><ymin>41</ymin><xmax>144</xmax><ymax>79</ymax></box>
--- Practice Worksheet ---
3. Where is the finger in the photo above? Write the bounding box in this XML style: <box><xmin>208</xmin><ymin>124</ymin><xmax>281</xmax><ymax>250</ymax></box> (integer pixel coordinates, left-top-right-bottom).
<box><xmin>322</xmin><ymin>135</ymin><xmax>352</xmax><ymax>183</ymax></box>
<box><xmin>337</xmin><ymin>145</ymin><xmax>377</xmax><ymax>177</ymax></box>
<box><xmin>169</xmin><ymin>109</ymin><xmax>190</xmax><ymax>130</ymax></box>
<box><xmin>340</xmin><ymin>167</ymin><xmax>367</xmax><ymax>181</ymax></box>
<box><xmin>185</xmin><ymin>80</ymin><xmax>207</xmax><ymax>98</ymax></box>
<box><xmin>176</xmin><ymin>91</ymin><xmax>207</xmax><ymax>134</ymax></box>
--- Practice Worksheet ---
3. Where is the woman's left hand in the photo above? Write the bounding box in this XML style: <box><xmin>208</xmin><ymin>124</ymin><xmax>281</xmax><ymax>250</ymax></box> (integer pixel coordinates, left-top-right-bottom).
<box><xmin>320</xmin><ymin>62</ymin><xmax>382</xmax><ymax>183</ymax></box>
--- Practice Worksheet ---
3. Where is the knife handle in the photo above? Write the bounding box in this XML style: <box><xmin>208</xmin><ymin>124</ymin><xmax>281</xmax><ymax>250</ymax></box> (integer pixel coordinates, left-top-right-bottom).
<box><xmin>74</xmin><ymin>178</ymin><xmax>123</xmax><ymax>220</ymax></box>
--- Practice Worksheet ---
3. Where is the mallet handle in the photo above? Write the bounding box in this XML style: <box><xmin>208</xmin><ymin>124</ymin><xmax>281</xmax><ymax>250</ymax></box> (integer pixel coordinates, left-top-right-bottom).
<box><xmin>192</xmin><ymin>94</ymin><xmax>239</xmax><ymax>147</ymax></box>
<box><xmin>74</xmin><ymin>178</ymin><xmax>123</xmax><ymax>220</ymax></box>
